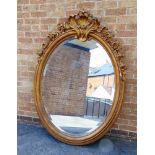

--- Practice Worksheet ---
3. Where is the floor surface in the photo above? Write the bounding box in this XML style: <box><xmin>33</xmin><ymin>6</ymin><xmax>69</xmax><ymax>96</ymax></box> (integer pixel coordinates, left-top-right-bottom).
<box><xmin>17</xmin><ymin>123</ymin><xmax>137</xmax><ymax>155</ymax></box>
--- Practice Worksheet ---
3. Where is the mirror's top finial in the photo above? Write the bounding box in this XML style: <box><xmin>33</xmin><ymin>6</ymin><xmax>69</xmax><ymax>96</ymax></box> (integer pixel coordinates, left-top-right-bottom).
<box><xmin>57</xmin><ymin>11</ymin><xmax>100</xmax><ymax>42</ymax></box>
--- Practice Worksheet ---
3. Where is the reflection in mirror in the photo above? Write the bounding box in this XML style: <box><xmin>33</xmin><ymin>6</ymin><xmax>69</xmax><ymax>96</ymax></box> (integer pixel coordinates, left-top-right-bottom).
<box><xmin>41</xmin><ymin>37</ymin><xmax>115</xmax><ymax>136</ymax></box>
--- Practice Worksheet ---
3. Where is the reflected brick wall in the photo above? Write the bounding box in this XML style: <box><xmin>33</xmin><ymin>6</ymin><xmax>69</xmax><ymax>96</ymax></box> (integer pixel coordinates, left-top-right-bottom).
<box><xmin>42</xmin><ymin>44</ymin><xmax>90</xmax><ymax>116</ymax></box>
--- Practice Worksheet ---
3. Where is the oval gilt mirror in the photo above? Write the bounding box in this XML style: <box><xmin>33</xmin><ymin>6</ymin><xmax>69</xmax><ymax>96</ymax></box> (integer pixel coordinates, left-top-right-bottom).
<box><xmin>34</xmin><ymin>11</ymin><xmax>126</xmax><ymax>145</ymax></box>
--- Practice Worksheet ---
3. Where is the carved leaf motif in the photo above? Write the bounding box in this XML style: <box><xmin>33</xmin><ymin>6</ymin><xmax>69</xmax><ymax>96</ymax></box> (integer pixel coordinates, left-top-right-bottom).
<box><xmin>77</xmin><ymin>16</ymin><xmax>89</xmax><ymax>28</ymax></box>
<box><xmin>60</xmin><ymin>11</ymin><xmax>101</xmax><ymax>41</ymax></box>
<box><xmin>69</xmin><ymin>16</ymin><xmax>77</xmax><ymax>28</ymax></box>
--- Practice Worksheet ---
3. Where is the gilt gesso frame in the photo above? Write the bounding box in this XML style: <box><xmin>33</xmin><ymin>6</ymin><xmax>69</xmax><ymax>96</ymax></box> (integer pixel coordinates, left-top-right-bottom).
<box><xmin>34</xmin><ymin>11</ymin><xmax>126</xmax><ymax>145</ymax></box>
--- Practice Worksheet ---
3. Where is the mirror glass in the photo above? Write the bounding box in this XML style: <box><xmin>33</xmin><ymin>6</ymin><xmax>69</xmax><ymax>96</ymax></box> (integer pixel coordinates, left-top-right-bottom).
<box><xmin>41</xmin><ymin>37</ymin><xmax>115</xmax><ymax>136</ymax></box>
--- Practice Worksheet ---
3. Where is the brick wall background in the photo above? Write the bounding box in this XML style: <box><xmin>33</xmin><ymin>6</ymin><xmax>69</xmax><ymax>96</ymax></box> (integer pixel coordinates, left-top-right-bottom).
<box><xmin>17</xmin><ymin>0</ymin><xmax>137</xmax><ymax>139</ymax></box>
<box><xmin>42</xmin><ymin>42</ymin><xmax>90</xmax><ymax>116</ymax></box>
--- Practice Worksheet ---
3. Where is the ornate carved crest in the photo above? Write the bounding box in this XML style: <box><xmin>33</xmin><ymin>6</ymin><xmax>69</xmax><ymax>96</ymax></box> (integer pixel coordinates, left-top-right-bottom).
<box><xmin>37</xmin><ymin>11</ymin><xmax>126</xmax><ymax>80</ymax></box>
<box><xmin>58</xmin><ymin>11</ymin><xmax>100</xmax><ymax>41</ymax></box>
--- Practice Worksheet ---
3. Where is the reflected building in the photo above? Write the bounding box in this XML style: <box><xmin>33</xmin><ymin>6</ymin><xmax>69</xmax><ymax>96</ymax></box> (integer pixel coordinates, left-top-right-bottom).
<box><xmin>87</xmin><ymin>63</ymin><xmax>114</xmax><ymax>99</ymax></box>
<box><xmin>85</xmin><ymin>63</ymin><xmax>114</xmax><ymax>118</ymax></box>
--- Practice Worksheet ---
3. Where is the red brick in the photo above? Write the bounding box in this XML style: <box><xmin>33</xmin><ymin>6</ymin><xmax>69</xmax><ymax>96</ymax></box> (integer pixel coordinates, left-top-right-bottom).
<box><xmin>120</xmin><ymin>113</ymin><xmax>137</xmax><ymax>120</ymax></box>
<box><xmin>18</xmin><ymin>38</ymin><xmax>32</xmax><ymax>43</ymax></box>
<box><xmin>125</xmin><ymin>90</ymin><xmax>136</xmax><ymax>96</ymax></box>
<box><xmin>33</xmin><ymin>38</ymin><xmax>45</xmax><ymax>43</ymax></box>
<box><xmin>118</xmin><ymin>1</ymin><xmax>136</xmax><ymax>8</ymax></box>
<box><xmin>127</xmin><ymin>8</ymin><xmax>137</xmax><ymax>15</ymax></box>
<box><xmin>40</xmin><ymin>18</ymin><xmax>57</xmax><ymax>24</ymax></box>
<box><xmin>112</xmin><ymin>124</ymin><xmax>119</xmax><ymax>129</ymax></box>
<box><xmin>115</xmin><ymin>24</ymin><xmax>126</xmax><ymax>30</ymax></box>
<box><xmin>77</xmin><ymin>2</ymin><xmax>95</xmax><ymax>9</ymax></box>
<box><xmin>18</xmin><ymin>25</ymin><xmax>31</xmax><ymax>31</ymax></box>
<box><xmin>40</xmin><ymin>32</ymin><xmax>48</xmax><ymax>37</ymax></box>
<box><xmin>116</xmin><ymin>31</ymin><xmax>136</xmax><ymax>37</ymax></box>
<box><xmin>128</xmin><ymin>120</ymin><xmax>137</xmax><ymax>126</ymax></box>
<box><xmin>25</xmin><ymin>32</ymin><xmax>40</xmax><ymax>37</ymax></box>
<box><xmin>17</xmin><ymin>110</ymin><xmax>25</xmax><ymax>115</ymax></box>
<box><xmin>18</xmin><ymin>12</ymin><xmax>30</xmax><ymax>18</ymax></box>
<box><xmin>126</xmin><ymin>79</ymin><xmax>137</xmax><ymax>84</ymax></box>
<box><xmin>119</xmin><ymin>125</ymin><xmax>137</xmax><ymax>132</ymax></box>
<box><xmin>103</xmin><ymin>17</ymin><xmax>116</xmax><ymax>23</ymax></box>
<box><xmin>18</xmin><ymin>0</ymin><xmax>29</xmax><ymax>4</ymax></box>
<box><xmin>24</xmin><ymin>18</ymin><xmax>40</xmax><ymax>24</ymax></box>
<box><xmin>28</xmin><ymin>66</ymin><xmax>35</xmax><ymax>71</ymax></box>
<box><xmin>122</xmin><ymin>45</ymin><xmax>136</xmax><ymax>52</ymax></box>
<box><xmin>17</xmin><ymin>6</ymin><xmax>22</xmax><ymax>11</ymax></box>
<box><xmin>18</xmin><ymin>32</ymin><xmax>25</xmax><ymax>37</ymax></box>
<box><xmin>66</xmin><ymin>10</ymin><xmax>79</xmax><ymax>17</ymax></box>
<box><xmin>31</xmin><ymin>11</ymin><xmax>46</xmax><ymax>17</ymax></box>
<box><xmin>40</xmin><ymin>25</ymin><xmax>48</xmax><ymax>30</ymax></box>
<box><xmin>17</xmin><ymin>49</ymin><xmax>33</xmax><ymax>54</ymax></box>
<box><xmin>97</xmin><ymin>1</ymin><xmax>117</xmax><ymax>9</ymax></box>
<box><xmin>17</xmin><ymin>19</ymin><xmax>24</xmax><ymax>25</ymax></box>
<box><xmin>106</xmin><ymin>8</ymin><xmax>126</xmax><ymax>16</ymax></box>
<box><xmin>116</xmin><ymin>118</ymin><xmax>128</xmax><ymax>125</ymax></box>
<box><xmin>124</xmin><ymin>103</ymin><xmax>137</xmax><ymax>109</ymax></box>
<box><xmin>19</xmin><ymin>106</ymin><xmax>32</xmax><ymax>111</ymax></box>
<box><xmin>126</xmin><ymin>24</ymin><xmax>137</xmax><ymax>30</ymax></box>
<box><xmin>22</xmin><ymin>4</ymin><xmax>39</xmax><ymax>11</ymax></box>
<box><xmin>32</xmin><ymin>25</ymin><xmax>40</xmax><ymax>31</ymax></box>
<box><xmin>40</xmin><ymin>4</ymin><xmax>56</xmax><ymax>11</ymax></box>
<box><xmin>30</xmin><ymin>0</ymin><xmax>46</xmax><ymax>4</ymax></box>
<box><xmin>117</xmin><ymin>16</ymin><xmax>136</xmax><ymax>24</ymax></box>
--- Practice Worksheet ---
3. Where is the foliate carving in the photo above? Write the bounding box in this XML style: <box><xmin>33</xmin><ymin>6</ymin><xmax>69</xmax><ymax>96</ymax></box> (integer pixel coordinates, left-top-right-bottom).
<box><xmin>59</xmin><ymin>11</ymin><xmax>100</xmax><ymax>41</ymax></box>
<box><xmin>97</xmin><ymin>26</ymin><xmax>126</xmax><ymax>80</ymax></box>
<box><xmin>37</xmin><ymin>31</ymin><xmax>62</xmax><ymax>63</ymax></box>
<box><xmin>37</xmin><ymin>11</ymin><xmax>126</xmax><ymax>80</ymax></box>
